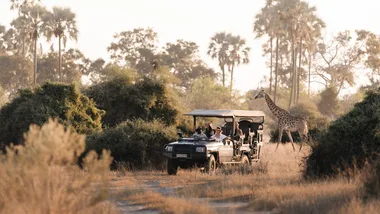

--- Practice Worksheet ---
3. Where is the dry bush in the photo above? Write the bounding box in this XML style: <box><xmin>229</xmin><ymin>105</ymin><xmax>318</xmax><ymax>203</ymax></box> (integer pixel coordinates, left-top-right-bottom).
<box><xmin>0</xmin><ymin>119</ymin><xmax>116</xmax><ymax>214</ymax></box>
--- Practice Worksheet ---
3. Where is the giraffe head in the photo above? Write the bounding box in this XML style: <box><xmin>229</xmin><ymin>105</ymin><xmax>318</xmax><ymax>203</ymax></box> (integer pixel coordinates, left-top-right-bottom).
<box><xmin>254</xmin><ymin>90</ymin><xmax>266</xmax><ymax>99</ymax></box>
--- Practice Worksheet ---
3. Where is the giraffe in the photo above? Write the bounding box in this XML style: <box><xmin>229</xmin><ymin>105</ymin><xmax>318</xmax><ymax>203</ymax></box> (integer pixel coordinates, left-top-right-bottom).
<box><xmin>254</xmin><ymin>90</ymin><xmax>309</xmax><ymax>151</ymax></box>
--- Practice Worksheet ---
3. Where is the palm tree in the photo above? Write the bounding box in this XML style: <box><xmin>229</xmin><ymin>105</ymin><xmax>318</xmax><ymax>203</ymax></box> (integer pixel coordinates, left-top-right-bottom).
<box><xmin>18</xmin><ymin>4</ymin><xmax>49</xmax><ymax>85</ymax></box>
<box><xmin>45</xmin><ymin>7</ymin><xmax>78</xmax><ymax>81</ymax></box>
<box><xmin>226</xmin><ymin>35</ymin><xmax>250</xmax><ymax>92</ymax></box>
<box><xmin>253</xmin><ymin>0</ymin><xmax>276</xmax><ymax>95</ymax></box>
<box><xmin>207</xmin><ymin>32</ymin><xmax>229</xmax><ymax>87</ymax></box>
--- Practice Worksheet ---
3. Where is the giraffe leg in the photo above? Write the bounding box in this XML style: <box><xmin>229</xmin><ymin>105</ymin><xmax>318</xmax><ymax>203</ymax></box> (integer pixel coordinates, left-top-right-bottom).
<box><xmin>276</xmin><ymin>127</ymin><xmax>284</xmax><ymax>151</ymax></box>
<box><xmin>285</xmin><ymin>130</ymin><xmax>295</xmax><ymax>151</ymax></box>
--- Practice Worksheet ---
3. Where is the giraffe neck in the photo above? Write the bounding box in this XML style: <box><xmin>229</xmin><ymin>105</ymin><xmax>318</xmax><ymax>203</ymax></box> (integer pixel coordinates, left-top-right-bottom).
<box><xmin>264</xmin><ymin>94</ymin><xmax>288</xmax><ymax>119</ymax></box>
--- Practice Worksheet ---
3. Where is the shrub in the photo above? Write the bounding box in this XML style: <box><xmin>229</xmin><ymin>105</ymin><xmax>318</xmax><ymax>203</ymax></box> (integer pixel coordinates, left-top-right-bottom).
<box><xmin>364</xmin><ymin>155</ymin><xmax>380</xmax><ymax>197</ymax></box>
<box><xmin>85</xmin><ymin>119</ymin><xmax>177</xmax><ymax>169</ymax></box>
<box><xmin>85</xmin><ymin>72</ymin><xmax>179</xmax><ymax>127</ymax></box>
<box><xmin>0</xmin><ymin>119</ymin><xmax>114</xmax><ymax>214</ymax></box>
<box><xmin>0</xmin><ymin>82</ymin><xmax>104</xmax><ymax>147</ymax></box>
<box><xmin>304</xmin><ymin>89</ymin><xmax>380</xmax><ymax>178</ymax></box>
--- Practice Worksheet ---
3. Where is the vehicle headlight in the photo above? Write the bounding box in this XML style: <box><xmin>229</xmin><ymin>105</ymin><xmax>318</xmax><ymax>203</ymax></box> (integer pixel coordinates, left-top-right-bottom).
<box><xmin>196</xmin><ymin>147</ymin><xmax>206</xmax><ymax>152</ymax></box>
<box><xmin>165</xmin><ymin>145</ymin><xmax>173</xmax><ymax>152</ymax></box>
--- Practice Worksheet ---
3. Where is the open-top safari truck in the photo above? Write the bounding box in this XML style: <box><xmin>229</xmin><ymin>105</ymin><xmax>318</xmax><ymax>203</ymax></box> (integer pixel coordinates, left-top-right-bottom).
<box><xmin>163</xmin><ymin>109</ymin><xmax>265</xmax><ymax>175</ymax></box>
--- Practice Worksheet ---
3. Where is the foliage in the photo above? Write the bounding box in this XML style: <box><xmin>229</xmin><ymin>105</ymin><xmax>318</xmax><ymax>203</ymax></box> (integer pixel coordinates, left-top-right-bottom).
<box><xmin>85</xmin><ymin>119</ymin><xmax>177</xmax><ymax>169</ymax></box>
<box><xmin>161</xmin><ymin>39</ymin><xmax>218</xmax><ymax>90</ymax></box>
<box><xmin>37</xmin><ymin>49</ymin><xmax>84</xmax><ymax>84</ymax></box>
<box><xmin>107</xmin><ymin>27</ymin><xmax>158</xmax><ymax>74</ymax></box>
<box><xmin>0</xmin><ymin>82</ymin><xmax>103</xmax><ymax>146</ymax></box>
<box><xmin>207</xmin><ymin>32</ymin><xmax>250</xmax><ymax>90</ymax></box>
<box><xmin>340</xmin><ymin>90</ymin><xmax>365</xmax><ymax>115</ymax></box>
<box><xmin>0</xmin><ymin>86</ymin><xmax>8</xmax><ymax>107</ymax></box>
<box><xmin>0</xmin><ymin>119</ymin><xmax>115</xmax><ymax>214</ymax></box>
<box><xmin>44</xmin><ymin>6</ymin><xmax>78</xmax><ymax>47</ymax></box>
<box><xmin>318</xmin><ymin>87</ymin><xmax>340</xmax><ymax>119</ymax></box>
<box><xmin>314</xmin><ymin>30</ymin><xmax>366</xmax><ymax>94</ymax></box>
<box><xmin>186</xmin><ymin>76</ymin><xmax>244</xmax><ymax>110</ymax></box>
<box><xmin>364</xmin><ymin>155</ymin><xmax>380</xmax><ymax>197</ymax></box>
<box><xmin>85</xmin><ymin>70</ymin><xmax>178</xmax><ymax>127</ymax></box>
<box><xmin>304</xmin><ymin>89</ymin><xmax>380</xmax><ymax>178</ymax></box>
<box><xmin>0</xmin><ymin>54</ymin><xmax>33</xmax><ymax>96</ymax></box>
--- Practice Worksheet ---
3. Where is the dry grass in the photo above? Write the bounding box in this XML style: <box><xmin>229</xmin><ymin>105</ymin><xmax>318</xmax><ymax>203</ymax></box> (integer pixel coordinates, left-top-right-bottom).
<box><xmin>115</xmin><ymin>142</ymin><xmax>380</xmax><ymax>213</ymax></box>
<box><xmin>0</xmin><ymin>119</ymin><xmax>118</xmax><ymax>214</ymax></box>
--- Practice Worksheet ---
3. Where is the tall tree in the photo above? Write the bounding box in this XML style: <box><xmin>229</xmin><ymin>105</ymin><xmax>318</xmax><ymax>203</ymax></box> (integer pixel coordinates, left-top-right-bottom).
<box><xmin>45</xmin><ymin>7</ymin><xmax>78</xmax><ymax>82</ymax></box>
<box><xmin>0</xmin><ymin>54</ymin><xmax>33</xmax><ymax>96</ymax></box>
<box><xmin>107</xmin><ymin>28</ymin><xmax>158</xmax><ymax>74</ymax></box>
<box><xmin>226</xmin><ymin>35</ymin><xmax>250</xmax><ymax>92</ymax></box>
<box><xmin>16</xmin><ymin>4</ymin><xmax>49</xmax><ymax>85</ymax></box>
<box><xmin>208</xmin><ymin>32</ymin><xmax>250</xmax><ymax>91</ymax></box>
<box><xmin>162</xmin><ymin>39</ymin><xmax>217</xmax><ymax>90</ymax></box>
<box><xmin>37</xmin><ymin>48</ymin><xmax>83</xmax><ymax>84</ymax></box>
<box><xmin>253</xmin><ymin>0</ymin><xmax>277</xmax><ymax>95</ymax></box>
<box><xmin>314</xmin><ymin>30</ymin><xmax>365</xmax><ymax>94</ymax></box>
<box><xmin>207</xmin><ymin>32</ymin><xmax>230</xmax><ymax>87</ymax></box>
<box><xmin>356</xmin><ymin>30</ymin><xmax>380</xmax><ymax>84</ymax></box>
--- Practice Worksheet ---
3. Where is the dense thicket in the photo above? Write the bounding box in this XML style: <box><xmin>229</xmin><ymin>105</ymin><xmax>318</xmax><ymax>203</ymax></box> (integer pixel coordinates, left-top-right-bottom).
<box><xmin>85</xmin><ymin>72</ymin><xmax>179</xmax><ymax>127</ymax></box>
<box><xmin>0</xmin><ymin>82</ymin><xmax>103</xmax><ymax>146</ymax></box>
<box><xmin>85</xmin><ymin>119</ymin><xmax>177</xmax><ymax>169</ymax></box>
<box><xmin>304</xmin><ymin>89</ymin><xmax>380</xmax><ymax>178</ymax></box>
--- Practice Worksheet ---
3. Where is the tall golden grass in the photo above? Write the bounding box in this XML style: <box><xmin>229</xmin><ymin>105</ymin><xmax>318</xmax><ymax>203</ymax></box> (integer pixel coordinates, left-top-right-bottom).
<box><xmin>0</xmin><ymin>119</ymin><xmax>117</xmax><ymax>214</ymax></box>
<box><xmin>116</xmin><ymin>143</ymin><xmax>380</xmax><ymax>214</ymax></box>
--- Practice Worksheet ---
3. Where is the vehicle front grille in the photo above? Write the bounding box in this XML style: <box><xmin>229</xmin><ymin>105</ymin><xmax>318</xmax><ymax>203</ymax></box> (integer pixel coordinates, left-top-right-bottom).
<box><xmin>174</xmin><ymin>145</ymin><xmax>192</xmax><ymax>153</ymax></box>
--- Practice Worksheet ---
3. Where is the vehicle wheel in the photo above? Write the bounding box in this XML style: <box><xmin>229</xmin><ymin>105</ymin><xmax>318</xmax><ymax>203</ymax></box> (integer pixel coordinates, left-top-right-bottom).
<box><xmin>241</xmin><ymin>155</ymin><xmax>250</xmax><ymax>165</ymax></box>
<box><xmin>167</xmin><ymin>159</ymin><xmax>178</xmax><ymax>175</ymax></box>
<box><xmin>205</xmin><ymin>155</ymin><xmax>216</xmax><ymax>173</ymax></box>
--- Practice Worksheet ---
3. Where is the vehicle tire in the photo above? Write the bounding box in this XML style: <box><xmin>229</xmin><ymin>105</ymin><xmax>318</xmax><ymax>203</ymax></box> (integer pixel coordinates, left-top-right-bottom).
<box><xmin>167</xmin><ymin>159</ymin><xmax>178</xmax><ymax>175</ymax></box>
<box><xmin>205</xmin><ymin>155</ymin><xmax>216</xmax><ymax>173</ymax></box>
<box><xmin>241</xmin><ymin>155</ymin><xmax>250</xmax><ymax>165</ymax></box>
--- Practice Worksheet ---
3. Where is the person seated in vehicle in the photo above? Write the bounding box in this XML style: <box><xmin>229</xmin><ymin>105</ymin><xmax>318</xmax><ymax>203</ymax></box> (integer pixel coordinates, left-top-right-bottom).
<box><xmin>192</xmin><ymin>126</ymin><xmax>208</xmax><ymax>139</ymax></box>
<box><xmin>233</xmin><ymin>121</ymin><xmax>244</xmax><ymax>141</ymax></box>
<box><xmin>209</xmin><ymin>126</ymin><xmax>226</xmax><ymax>142</ymax></box>
<box><xmin>204</xmin><ymin>121</ymin><xmax>214</xmax><ymax>138</ymax></box>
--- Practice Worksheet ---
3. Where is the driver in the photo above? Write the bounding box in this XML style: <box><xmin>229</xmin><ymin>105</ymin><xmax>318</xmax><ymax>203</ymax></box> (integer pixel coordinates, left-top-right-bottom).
<box><xmin>210</xmin><ymin>126</ymin><xmax>226</xmax><ymax>142</ymax></box>
<box><xmin>192</xmin><ymin>126</ymin><xmax>207</xmax><ymax>139</ymax></box>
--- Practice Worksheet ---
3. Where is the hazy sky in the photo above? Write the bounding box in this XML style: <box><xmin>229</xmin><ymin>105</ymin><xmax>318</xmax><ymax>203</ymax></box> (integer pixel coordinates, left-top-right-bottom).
<box><xmin>1</xmin><ymin>0</ymin><xmax>379</xmax><ymax>93</ymax></box>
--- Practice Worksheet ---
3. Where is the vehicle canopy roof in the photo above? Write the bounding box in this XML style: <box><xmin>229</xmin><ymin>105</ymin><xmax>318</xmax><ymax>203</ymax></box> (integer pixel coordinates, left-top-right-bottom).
<box><xmin>184</xmin><ymin>109</ymin><xmax>265</xmax><ymax>118</ymax></box>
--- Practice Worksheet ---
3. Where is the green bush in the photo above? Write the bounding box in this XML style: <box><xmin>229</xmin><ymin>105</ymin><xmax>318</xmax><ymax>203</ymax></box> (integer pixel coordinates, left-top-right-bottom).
<box><xmin>85</xmin><ymin>72</ymin><xmax>179</xmax><ymax>127</ymax></box>
<box><xmin>0</xmin><ymin>82</ymin><xmax>104</xmax><ymax>146</ymax></box>
<box><xmin>364</xmin><ymin>156</ymin><xmax>380</xmax><ymax>197</ymax></box>
<box><xmin>304</xmin><ymin>89</ymin><xmax>380</xmax><ymax>178</ymax></box>
<box><xmin>85</xmin><ymin>119</ymin><xmax>177</xmax><ymax>169</ymax></box>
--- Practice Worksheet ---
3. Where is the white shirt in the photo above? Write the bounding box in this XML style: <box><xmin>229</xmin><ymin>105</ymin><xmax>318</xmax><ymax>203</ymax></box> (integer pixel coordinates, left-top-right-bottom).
<box><xmin>210</xmin><ymin>133</ymin><xmax>226</xmax><ymax>142</ymax></box>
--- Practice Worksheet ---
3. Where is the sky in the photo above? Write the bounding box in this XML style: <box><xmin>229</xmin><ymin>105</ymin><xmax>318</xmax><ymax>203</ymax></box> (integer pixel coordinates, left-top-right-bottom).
<box><xmin>1</xmin><ymin>0</ymin><xmax>380</xmax><ymax>94</ymax></box>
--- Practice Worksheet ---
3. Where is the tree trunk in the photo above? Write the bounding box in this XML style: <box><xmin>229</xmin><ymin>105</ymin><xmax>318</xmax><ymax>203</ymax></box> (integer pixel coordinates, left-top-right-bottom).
<box><xmin>288</xmin><ymin>35</ymin><xmax>295</xmax><ymax>110</ymax></box>
<box><xmin>33</xmin><ymin>30</ymin><xmax>38</xmax><ymax>85</ymax></box>
<box><xmin>229</xmin><ymin>64</ymin><xmax>235</xmax><ymax>93</ymax></box>
<box><xmin>308</xmin><ymin>53</ymin><xmax>312</xmax><ymax>96</ymax></box>
<box><xmin>269</xmin><ymin>37</ymin><xmax>273</xmax><ymax>95</ymax></box>
<box><xmin>58</xmin><ymin>35</ymin><xmax>62</xmax><ymax>82</ymax></box>
<box><xmin>297</xmin><ymin>37</ymin><xmax>302</xmax><ymax>104</ymax></box>
<box><xmin>220</xmin><ymin>62</ymin><xmax>225</xmax><ymax>87</ymax></box>
<box><xmin>274</xmin><ymin>37</ymin><xmax>279</xmax><ymax>104</ymax></box>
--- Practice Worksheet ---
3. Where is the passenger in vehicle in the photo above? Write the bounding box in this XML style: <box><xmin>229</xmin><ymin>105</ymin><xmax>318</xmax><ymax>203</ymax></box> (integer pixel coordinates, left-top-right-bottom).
<box><xmin>210</xmin><ymin>126</ymin><xmax>226</xmax><ymax>142</ymax></box>
<box><xmin>192</xmin><ymin>126</ymin><xmax>208</xmax><ymax>139</ymax></box>
<box><xmin>205</xmin><ymin>121</ymin><xmax>214</xmax><ymax>138</ymax></box>
<box><xmin>233</xmin><ymin>121</ymin><xmax>244</xmax><ymax>140</ymax></box>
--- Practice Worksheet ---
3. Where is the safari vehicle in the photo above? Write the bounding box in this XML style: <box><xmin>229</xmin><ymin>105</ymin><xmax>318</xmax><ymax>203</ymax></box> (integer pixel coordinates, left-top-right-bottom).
<box><xmin>163</xmin><ymin>109</ymin><xmax>265</xmax><ymax>175</ymax></box>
